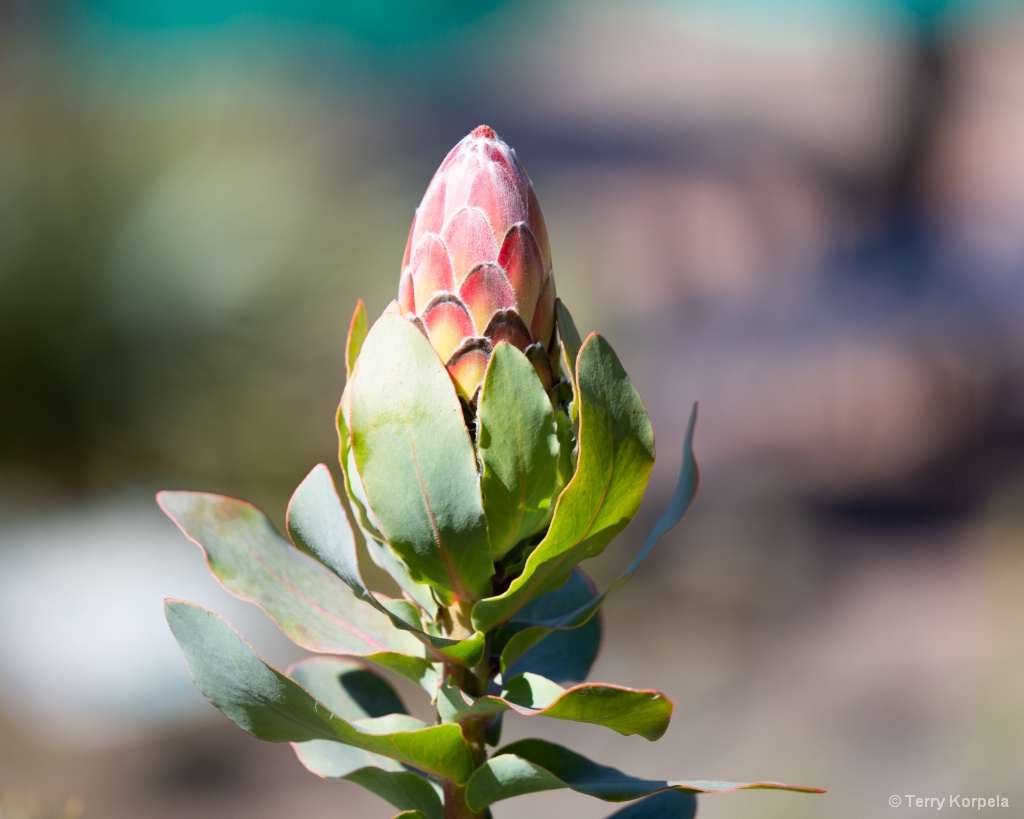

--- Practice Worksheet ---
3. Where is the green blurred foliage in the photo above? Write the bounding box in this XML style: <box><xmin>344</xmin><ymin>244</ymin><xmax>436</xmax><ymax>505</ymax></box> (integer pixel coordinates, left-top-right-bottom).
<box><xmin>0</xmin><ymin>54</ymin><xmax>416</xmax><ymax>505</ymax></box>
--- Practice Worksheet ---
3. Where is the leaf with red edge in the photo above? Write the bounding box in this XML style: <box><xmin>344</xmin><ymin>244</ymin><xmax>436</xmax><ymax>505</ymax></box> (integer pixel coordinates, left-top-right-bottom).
<box><xmin>287</xmin><ymin>656</ymin><xmax>443</xmax><ymax>819</ymax></box>
<box><xmin>603</xmin><ymin>791</ymin><xmax>696</xmax><ymax>818</ymax></box>
<box><xmin>157</xmin><ymin>489</ymin><xmax>434</xmax><ymax>687</ymax></box>
<box><xmin>165</xmin><ymin>601</ymin><xmax>475</xmax><ymax>784</ymax></box>
<box><xmin>464</xmin><ymin>738</ymin><xmax>824</xmax><ymax>811</ymax></box>
<box><xmin>437</xmin><ymin>674</ymin><xmax>671</xmax><ymax>742</ymax></box>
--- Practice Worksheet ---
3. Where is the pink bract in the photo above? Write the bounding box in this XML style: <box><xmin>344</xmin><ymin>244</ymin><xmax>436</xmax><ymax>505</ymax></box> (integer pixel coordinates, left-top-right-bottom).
<box><xmin>398</xmin><ymin>125</ymin><xmax>556</xmax><ymax>400</ymax></box>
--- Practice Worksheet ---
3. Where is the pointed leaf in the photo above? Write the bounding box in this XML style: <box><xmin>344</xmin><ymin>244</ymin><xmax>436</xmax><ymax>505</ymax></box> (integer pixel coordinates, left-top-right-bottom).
<box><xmin>478</xmin><ymin>343</ymin><xmax>560</xmax><ymax>561</ymax></box>
<box><xmin>290</xmin><ymin>655</ymin><xmax>408</xmax><ymax>721</ymax></box>
<box><xmin>437</xmin><ymin>674</ymin><xmax>671</xmax><ymax>741</ymax></box>
<box><xmin>338</xmin><ymin>375</ymin><xmax>438</xmax><ymax>613</ymax></box>
<box><xmin>337</xmin><ymin>384</ymin><xmax>384</xmax><ymax>543</ymax></box>
<box><xmin>286</xmin><ymin>464</ymin><xmax>369</xmax><ymax>598</ymax></box>
<box><xmin>495</xmin><ymin>569</ymin><xmax>601</xmax><ymax>683</ymax></box>
<box><xmin>157</xmin><ymin>490</ymin><xmax>433</xmax><ymax>687</ymax></box>
<box><xmin>338</xmin><ymin>777</ymin><xmax>438</xmax><ymax>819</ymax></box>
<box><xmin>288</xmin><ymin>657</ymin><xmax>443</xmax><ymax>819</ymax></box>
<box><xmin>346</xmin><ymin>299</ymin><xmax>368</xmax><ymax>379</ymax></box>
<box><xmin>286</xmin><ymin>465</ymin><xmax>484</xmax><ymax>669</ymax></box>
<box><xmin>465</xmin><ymin>739</ymin><xmax>824</xmax><ymax>811</ymax></box>
<box><xmin>474</xmin><ymin>333</ymin><xmax>655</xmax><ymax>631</ymax></box>
<box><xmin>556</xmin><ymin>299</ymin><xmax>582</xmax><ymax>384</ymax></box>
<box><xmin>603</xmin><ymin>791</ymin><xmax>696</xmax><ymax>818</ymax></box>
<box><xmin>346</xmin><ymin>312</ymin><xmax>493</xmax><ymax>602</ymax></box>
<box><xmin>486</xmin><ymin>405</ymin><xmax>699</xmax><ymax>658</ymax></box>
<box><xmin>466</xmin><ymin>753</ymin><xmax>564</xmax><ymax>810</ymax></box>
<box><xmin>165</xmin><ymin>601</ymin><xmax>475</xmax><ymax>784</ymax></box>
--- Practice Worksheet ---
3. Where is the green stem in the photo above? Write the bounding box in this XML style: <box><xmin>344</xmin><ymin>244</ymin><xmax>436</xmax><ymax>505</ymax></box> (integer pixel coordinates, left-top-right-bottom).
<box><xmin>441</xmin><ymin>599</ymin><xmax>490</xmax><ymax>819</ymax></box>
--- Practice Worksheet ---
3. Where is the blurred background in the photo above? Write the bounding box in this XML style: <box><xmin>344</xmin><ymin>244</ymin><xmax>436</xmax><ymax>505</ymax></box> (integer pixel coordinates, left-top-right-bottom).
<box><xmin>2</xmin><ymin>0</ymin><xmax>1023</xmax><ymax>816</ymax></box>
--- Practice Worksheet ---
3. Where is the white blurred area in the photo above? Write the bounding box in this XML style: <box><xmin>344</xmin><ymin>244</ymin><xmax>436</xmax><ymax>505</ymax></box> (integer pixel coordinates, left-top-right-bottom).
<box><xmin>2</xmin><ymin>1</ymin><xmax>1024</xmax><ymax>817</ymax></box>
<box><xmin>0</xmin><ymin>495</ymin><xmax>298</xmax><ymax>745</ymax></box>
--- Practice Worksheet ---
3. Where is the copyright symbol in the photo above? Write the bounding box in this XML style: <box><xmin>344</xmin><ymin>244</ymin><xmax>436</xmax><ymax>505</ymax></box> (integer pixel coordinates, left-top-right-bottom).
<box><xmin>890</xmin><ymin>795</ymin><xmax>902</xmax><ymax>807</ymax></box>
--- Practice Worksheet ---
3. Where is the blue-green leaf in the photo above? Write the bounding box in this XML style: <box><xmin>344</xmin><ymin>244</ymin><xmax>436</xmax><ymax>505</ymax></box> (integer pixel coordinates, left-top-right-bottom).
<box><xmin>437</xmin><ymin>674</ymin><xmax>671</xmax><ymax>741</ymax></box>
<box><xmin>464</xmin><ymin>739</ymin><xmax>824</xmax><ymax>811</ymax></box>
<box><xmin>603</xmin><ymin>791</ymin><xmax>696</xmax><ymax>818</ymax></box>
<box><xmin>337</xmin><ymin>389</ymin><xmax>437</xmax><ymax>613</ymax></box>
<box><xmin>158</xmin><ymin>489</ymin><xmax>435</xmax><ymax>688</ymax></box>
<box><xmin>556</xmin><ymin>299</ymin><xmax>582</xmax><ymax>386</ymax></box>
<box><xmin>288</xmin><ymin>657</ymin><xmax>442</xmax><ymax>819</ymax></box>
<box><xmin>286</xmin><ymin>464</ymin><xmax>367</xmax><ymax>603</ymax></box>
<box><xmin>473</xmin><ymin>333</ymin><xmax>655</xmax><ymax>631</ymax></box>
<box><xmin>477</xmin><ymin>342</ymin><xmax>560</xmax><ymax>561</ymax></box>
<box><xmin>346</xmin><ymin>299</ymin><xmax>368</xmax><ymax>380</ymax></box>
<box><xmin>165</xmin><ymin>601</ymin><xmax>475</xmax><ymax>784</ymax></box>
<box><xmin>286</xmin><ymin>464</ymin><xmax>484</xmax><ymax>669</ymax></box>
<box><xmin>485</xmin><ymin>405</ymin><xmax>699</xmax><ymax>657</ymax></box>
<box><xmin>495</xmin><ymin>569</ymin><xmax>601</xmax><ymax>683</ymax></box>
<box><xmin>345</xmin><ymin>312</ymin><xmax>493</xmax><ymax>603</ymax></box>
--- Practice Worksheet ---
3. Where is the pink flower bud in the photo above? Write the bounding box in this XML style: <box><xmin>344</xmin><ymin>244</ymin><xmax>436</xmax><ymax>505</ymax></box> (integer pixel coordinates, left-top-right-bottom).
<box><xmin>398</xmin><ymin>125</ymin><xmax>556</xmax><ymax>400</ymax></box>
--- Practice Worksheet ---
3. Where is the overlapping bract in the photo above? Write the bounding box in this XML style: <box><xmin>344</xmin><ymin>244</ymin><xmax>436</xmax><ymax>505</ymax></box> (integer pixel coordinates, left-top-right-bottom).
<box><xmin>397</xmin><ymin>125</ymin><xmax>557</xmax><ymax>400</ymax></box>
<box><xmin>338</xmin><ymin>127</ymin><xmax>572</xmax><ymax>602</ymax></box>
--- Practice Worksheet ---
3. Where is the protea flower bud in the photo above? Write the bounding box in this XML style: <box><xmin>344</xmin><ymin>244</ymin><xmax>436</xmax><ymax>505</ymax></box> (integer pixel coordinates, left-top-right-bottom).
<box><xmin>397</xmin><ymin>125</ymin><xmax>556</xmax><ymax>400</ymax></box>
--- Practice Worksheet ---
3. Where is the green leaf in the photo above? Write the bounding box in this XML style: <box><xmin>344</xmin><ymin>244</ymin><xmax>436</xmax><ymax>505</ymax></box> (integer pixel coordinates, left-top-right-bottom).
<box><xmin>157</xmin><ymin>490</ymin><xmax>434</xmax><ymax>687</ymax></box>
<box><xmin>603</xmin><ymin>791</ymin><xmax>696</xmax><ymax>818</ymax></box>
<box><xmin>616</xmin><ymin>403</ymin><xmax>700</xmax><ymax>591</ymax></box>
<box><xmin>165</xmin><ymin>601</ymin><xmax>475</xmax><ymax>784</ymax></box>
<box><xmin>477</xmin><ymin>342</ymin><xmax>560</xmax><ymax>561</ymax></box>
<box><xmin>556</xmin><ymin>299</ymin><xmax>582</xmax><ymax>384</ymax></box>
<box><xmin>495</xmin><ymin>569</ymin><xmax>601</xmax><ymax>683</ymax></box>
<box><xmin>473</xmin><ymin>333</ymin><xmax>655</xmax><ymax>631</ymax></box>
<box><xmin>290</xmin><ymin>655</ymin><xmax>408</xmax><ymax>722</ymax></box>
<box><xmin>337</xmin><ymin>392</ymin><xmax>437</xmax><ymax>613</ymax></box>
<box><xmin>437</xmin><ymin>674</ymin><xmax>671</xmax><ymax>741</ymax></box>
<box><xmin>286</xmin><ymin>463</ymin><xmax>372</xmax><ymax>598</ymax></box>
<box><xmin>346</xmin><ymin>299</ymin><xmax>368</xmax><ymax>380</ymax></box>
<box><xmin>464</xmin><ymin>739</ymin><xmax>824</xmax><ymax>811</ymax></box>
<box><xmin>485</xmin><ymin>405</ymin><xmax>700</xmax><ymax>658</ymax></box>
<box><xmin>505</xmin><ymin>677</ymin><xmax>670</xmax><ymax>740</ymax></box>
<box><xmin>552</xmin><ymin>408</ymin><xmax>576</xmax><ymax>503</ymax></box>
<box><xmin>345</xmin><ymin>312</ymin><xmax>493</xmax><ymax>603</ymax></box>
<box><xmin>288</xmin><ymin>657</ymin><xmax>443</xmax><ymax>819</ymax></box>
<box><xmin>286</xmin><ymin>464</ymin><xmax>484</xmax><ymax>669</ymax></box>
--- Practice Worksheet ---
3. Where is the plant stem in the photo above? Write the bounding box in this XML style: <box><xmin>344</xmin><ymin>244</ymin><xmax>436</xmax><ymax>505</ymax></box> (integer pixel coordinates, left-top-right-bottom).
<box><xmin>441</xmin><ymin>598</ymin><xmax>491</xmax><ymax>819</ymax></box>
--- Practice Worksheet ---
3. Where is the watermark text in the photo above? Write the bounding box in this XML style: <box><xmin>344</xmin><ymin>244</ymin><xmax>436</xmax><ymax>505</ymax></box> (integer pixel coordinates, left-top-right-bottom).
<box><xmin>889</xmin><ymin>794</ymin><xmax>1010</xmax><ymax>811</ymax></box>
